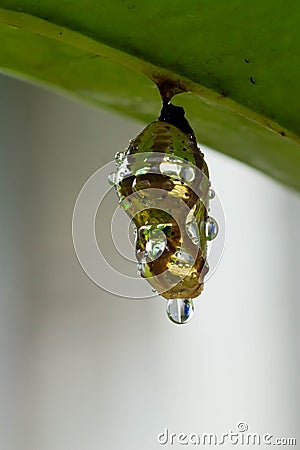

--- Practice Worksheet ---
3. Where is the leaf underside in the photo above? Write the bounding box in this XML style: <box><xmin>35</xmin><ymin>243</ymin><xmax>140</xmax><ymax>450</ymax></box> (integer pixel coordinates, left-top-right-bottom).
<box><xmin>1</xmin><ymin>2</ymin><xmax>300</xmax><ymax>191</ymax></box>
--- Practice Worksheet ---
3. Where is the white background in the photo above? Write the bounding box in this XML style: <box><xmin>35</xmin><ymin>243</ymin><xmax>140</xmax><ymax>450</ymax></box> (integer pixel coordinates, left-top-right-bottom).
<box><xmin>0</xmin><ymin>74</ymin><xmax>299</xmax><ymax>449</ymax></box>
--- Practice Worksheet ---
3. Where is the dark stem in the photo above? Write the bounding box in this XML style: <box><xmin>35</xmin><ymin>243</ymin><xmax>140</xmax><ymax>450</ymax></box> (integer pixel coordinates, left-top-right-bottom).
<box><xmin>158</xmin><ymin>100</ymin><xmax>196</xmax><ymax>137</ymax></box>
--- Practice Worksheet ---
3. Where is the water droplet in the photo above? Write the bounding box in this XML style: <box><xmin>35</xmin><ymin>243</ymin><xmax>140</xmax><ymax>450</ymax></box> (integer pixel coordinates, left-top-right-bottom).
<box><xmin>180</xmin><ymin>166</ymin><xmax>195</xmax><ymax>182</ymax></box>
<box><xmin>159</xmin><ymin>161</ymin><xmax>181</xmax><ymax>178</ymax></box>
<box><xmin>175</xmin><ymin>249</ymin><xmax>194</xmax><ymax>267</ymax></box>
<box><xmin>208</xmin><ymin>188</ymin><xmax>215</xmax><ymax>200</ymax></box>
<box><xmin>204</xmin><ymin>216</ymin><xmax>218</xmax><ymax>241</ymax></box>
<box><xmin>166</xmin><ymin>298</ymin><xmax>194</xmax><ymax>324</ymax></box>
<box><xmin>108</xmin><ymin>172</ymin><xmax>116</xmax><ymax>185</ymax></box>
<box><xmin>186</xmin><ymin>219</ymin><xmax>200</xmax><ymax>246</ymax></box>
<box><xmin>115</xmin><ymin>151</ymin><xmax>125</xmax><ymax>166</ymax></box>
<box><xmin>145</xmin><ymin>228</ymin><xmax>167</xmax><ymax>261</ymax></box>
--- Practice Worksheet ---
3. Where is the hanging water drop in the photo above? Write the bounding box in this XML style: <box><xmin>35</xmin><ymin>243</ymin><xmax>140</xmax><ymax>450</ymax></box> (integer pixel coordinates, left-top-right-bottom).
<box><xmin>204</xmin><ymin>216</ymin><xmax>219</xmax><ymax>241</ymax></box>
<box><xmin>166</xmin><ymin>298</ymin><xmax>194</xmax><ymax>324</ymax></box>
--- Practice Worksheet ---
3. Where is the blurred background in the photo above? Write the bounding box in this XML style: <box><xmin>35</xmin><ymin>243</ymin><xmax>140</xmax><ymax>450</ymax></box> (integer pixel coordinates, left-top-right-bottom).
<box><xmin>0</xmin><ymin>73</ymin><xmax>299</xmax><ymax>450</ymax></box>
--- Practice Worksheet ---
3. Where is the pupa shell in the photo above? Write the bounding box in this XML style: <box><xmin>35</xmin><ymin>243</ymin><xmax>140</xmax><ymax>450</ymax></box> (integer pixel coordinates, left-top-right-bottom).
<box><xmin>114</xmin><ymin>105</ymin><xmax>212</xmax><ymax>299</ymax></box>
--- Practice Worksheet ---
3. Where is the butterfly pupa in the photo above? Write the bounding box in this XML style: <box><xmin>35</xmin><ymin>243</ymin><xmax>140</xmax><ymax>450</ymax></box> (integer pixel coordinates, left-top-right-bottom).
<box><xmin>110</xmin><ymin>101</ymin><xmax>218</xmax><ymax>324</ymax></box>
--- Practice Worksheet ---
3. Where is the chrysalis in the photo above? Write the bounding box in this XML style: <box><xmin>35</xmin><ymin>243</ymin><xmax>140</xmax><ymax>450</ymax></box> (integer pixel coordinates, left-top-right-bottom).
<box><xmin>109</xmin><ymin>100</ymin><xmax>218</xmax><ymax>324</ymax></box>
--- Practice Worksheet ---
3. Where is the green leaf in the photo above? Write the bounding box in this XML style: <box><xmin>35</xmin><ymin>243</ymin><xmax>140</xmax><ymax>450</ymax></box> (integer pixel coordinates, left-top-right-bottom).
<box><xmin>1</xmin><ymin>2</ymin><xmax>300</xmax><ymax>191</ymax></box>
